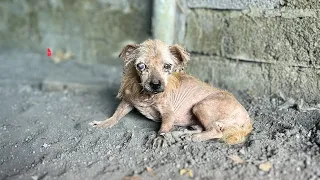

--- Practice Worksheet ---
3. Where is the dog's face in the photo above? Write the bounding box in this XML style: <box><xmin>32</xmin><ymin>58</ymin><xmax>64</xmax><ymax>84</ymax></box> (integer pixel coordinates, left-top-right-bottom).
<box><xmin>119</xmin><ymin>39</ymin><xmax>190</xmax><ymax>94</ymax></box>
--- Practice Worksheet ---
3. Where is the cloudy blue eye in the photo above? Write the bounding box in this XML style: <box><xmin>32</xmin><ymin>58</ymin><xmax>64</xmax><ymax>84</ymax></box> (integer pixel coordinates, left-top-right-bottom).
<box><xmin>137</xmin><ymin>63</ymin><xmax>146</xmax><ymax>71</ymax></box>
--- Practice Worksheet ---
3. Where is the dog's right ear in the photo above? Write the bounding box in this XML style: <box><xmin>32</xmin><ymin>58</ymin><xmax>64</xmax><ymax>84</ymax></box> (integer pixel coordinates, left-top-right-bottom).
<box><xmin>119</xmin><ymin>44</ymin><xmax>139</xmax><ymax>64</ymax></box>
<box><xmin>169</xmin><ymin>44</ymin><xmax>190</xmax><ymax>72</ymax></box>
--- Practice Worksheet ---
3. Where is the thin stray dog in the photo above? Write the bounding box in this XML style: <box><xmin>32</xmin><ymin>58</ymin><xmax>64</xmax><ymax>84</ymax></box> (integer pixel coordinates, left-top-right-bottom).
<box><xmin>91</xmin><ymin>39</ymin><xmax>253</xmax><ymax>144</ymax></box>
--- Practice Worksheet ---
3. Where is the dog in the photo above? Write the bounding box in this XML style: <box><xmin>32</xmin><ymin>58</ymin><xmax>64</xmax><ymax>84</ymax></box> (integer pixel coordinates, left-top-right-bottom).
<box><xmin>91</xmin><ymin>39</ymin><xmax>252</xmax><ymax>144</ymax></box>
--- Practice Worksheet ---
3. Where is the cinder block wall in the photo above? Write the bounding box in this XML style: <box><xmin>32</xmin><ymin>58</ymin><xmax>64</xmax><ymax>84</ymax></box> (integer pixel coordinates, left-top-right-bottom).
<box><xmin>176</xmin><ymin>0</ymin><xmax>320</xmax><ymax>103</ymax></box>
<box><xmin>0</xmin><ymin>0</ymin><xmax>151</xmax><ymax>64</ymax></box>
<box><xmin>1</xmin><ymin>0</ymin><xmax>319</xmax><ymax>103</ymax></box>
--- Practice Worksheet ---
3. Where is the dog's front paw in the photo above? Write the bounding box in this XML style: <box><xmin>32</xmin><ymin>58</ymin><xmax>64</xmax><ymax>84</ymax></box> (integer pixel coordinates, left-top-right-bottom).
<box><xmin>152</xmin><ymin>135</ymin><xmax>169</xmax><ymax>149</ymax></box>
<box><xmin>89</xmin><ymin>119</ymin><xmax>116</xmax><ymax>128</ymax></box>
<box><xmin>171</xmin><ymin>130</ymin><xmax>192</xmax><ymax>142</ymax></box>
<box><xmin>151</xmin><ymin>132</ymin><xmax>180</xmax><ymax>148</ymax></box>
<box><xmin>152</xmin><ymin>133</ymin><xmax>180</xmax><ymax>148</ymax></box>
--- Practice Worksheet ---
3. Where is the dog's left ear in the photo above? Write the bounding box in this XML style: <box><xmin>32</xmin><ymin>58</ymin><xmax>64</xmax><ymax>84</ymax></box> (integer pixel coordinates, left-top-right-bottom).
<box><xmin>119</xmin><ymin>44</ymin><xmax>139</xmax><ymax>66</ymax></box>
<box><xmin>169</xmin><ymin>44</ymin><xmax>190</xmax><ymax>71</ymax></box>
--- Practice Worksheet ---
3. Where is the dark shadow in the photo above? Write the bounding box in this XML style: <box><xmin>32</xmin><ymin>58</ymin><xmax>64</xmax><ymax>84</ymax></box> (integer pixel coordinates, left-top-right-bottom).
<box><xmin>96</xmin><ymin>85</ymin><xmax>161</xmax><ymax>130</ymax></box>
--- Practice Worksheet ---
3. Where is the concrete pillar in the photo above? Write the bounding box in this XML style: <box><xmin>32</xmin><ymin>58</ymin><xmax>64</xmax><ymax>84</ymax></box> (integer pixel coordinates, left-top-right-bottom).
<box><xmin>152</xmin><ymin>0</ymin><xmax>176</xmax><ymax>45</ymax></box>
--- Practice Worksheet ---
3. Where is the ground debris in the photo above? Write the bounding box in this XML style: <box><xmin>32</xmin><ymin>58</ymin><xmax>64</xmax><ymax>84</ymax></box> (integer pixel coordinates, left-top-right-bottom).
<box><xmin>258</xmin><ymin>161</ymin><xmax>272</xmax><ymax>172</ymax></box>
<box><xmin>42</xmin><ymin>143</ymin><xmax>50</xmax><ymax>148</ymax></box>
<box><xmin>50</xmin><ymin>49</ymin><xmax>75</xmax><ymax>63</ymax></box>
<box><xmin>297</xmin><ymin>99</ymin><xmax>320</xmax><ymax>112</ymax></box>
<box><xmin>123</xmin><ymin>175</ymin><xmax>141</xmax><ymax>180</ymax></box>
<box><xmin>149</xmin><ymin>129</ymin><xmax>201</xmax><ymax>149</ymax></box>
<box><xmin>180</xmin><ymin>168</ymin><xmax>193</xmax><ymax>178</ymax></box>
<box><xmin>146</xmin><ymin>167</ymin><xmax>156</xmax><ymax>176</ymax></box>
<box><xmin>277</xmin><ymin>94</ymin><xmax>320</xmax><ymax>112</ymax></box>
<box><xmin>228</xmin><ymin>155</ymin><xmax>245</xmax><ymax>164</ymax></box>
<box><xmin>278</xmin><ymin>98</ymin><xmax>296</xmax><ymax>110</ymax></box>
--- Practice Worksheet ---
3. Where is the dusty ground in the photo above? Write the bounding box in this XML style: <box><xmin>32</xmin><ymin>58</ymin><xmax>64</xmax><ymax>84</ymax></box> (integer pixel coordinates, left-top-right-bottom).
<box><xmin>0</xmin><ymin>49</ymin><xmax>319</xmax><ymax>180</ymax></box>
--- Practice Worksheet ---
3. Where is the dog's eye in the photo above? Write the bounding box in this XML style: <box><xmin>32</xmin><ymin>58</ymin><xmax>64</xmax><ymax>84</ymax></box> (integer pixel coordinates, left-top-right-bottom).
<box><xmin>164</xmin><ymin>64</ymin><xmax>172</xmax><ymax>70</ymax></box>
<box><xmin>136</xmin><ymin>63</ymin><xmax>146</xmax><ymax>71</ymax></box>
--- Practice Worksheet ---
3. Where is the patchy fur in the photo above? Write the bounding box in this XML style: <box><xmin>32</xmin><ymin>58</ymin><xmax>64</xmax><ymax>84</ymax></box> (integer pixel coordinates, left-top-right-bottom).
<box><xmin>91</xmin><ymin>39</ymin><xmax>253</xmax><ymax>145</ymax></box>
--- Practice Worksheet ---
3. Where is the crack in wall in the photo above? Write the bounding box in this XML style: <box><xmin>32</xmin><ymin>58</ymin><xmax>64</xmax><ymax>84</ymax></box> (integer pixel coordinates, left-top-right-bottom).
<box><xmin>190</xmin><ymin>52</ymin><xmax>320</xmax><ymax>69</ymax></box>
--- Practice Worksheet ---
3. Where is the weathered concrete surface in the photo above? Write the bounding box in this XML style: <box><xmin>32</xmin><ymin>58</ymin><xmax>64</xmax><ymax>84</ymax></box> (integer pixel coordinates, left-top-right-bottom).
<box><xmin>187</xmin><ymin>0</ymin><xmax>280</xmax><ymax>10</ymax></box>
<box><xmin>0</xmin><ymin>0</ymin><xmax>151</xmax><ymax>64</ymax></box>
<box><xmin>186</xmin><ymin>9</ymin><xmax>320</xmax><ymax>66</ymax></box>
<box><xmin>187</xmin><ymin>56</ymin><xmax>271</xmax><ymax>95</ymax></box>
<box><xmin>184</xmin><ymin>7</ymin><xmax>320</xmax><ymax>103</ymax></box>
<box><xmin>280</xmin><ymin>0</ymin><xmax>320</xmax><ymax>9</ymax></box>
<box><xmin>187</xmin><ymin>0</ymin><xmax>320</xmax><ymax>9</ymax></box>
<box><xmin>187</xmin><ymin>55</ymin><xmax>320</xmax><ymax>104</ymax></box>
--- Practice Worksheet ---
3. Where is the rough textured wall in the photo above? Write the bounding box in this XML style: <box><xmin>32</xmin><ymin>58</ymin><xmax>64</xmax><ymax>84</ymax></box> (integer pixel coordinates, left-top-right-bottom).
<box><xmin>0</xmin><ymin>0</ymin><xmax>151</xmax><ymax>64</ymax></box>
<box><xmin>182</xmin><ymin>0</ymin><xmax>320</xmax><ymax>103</ymax></box>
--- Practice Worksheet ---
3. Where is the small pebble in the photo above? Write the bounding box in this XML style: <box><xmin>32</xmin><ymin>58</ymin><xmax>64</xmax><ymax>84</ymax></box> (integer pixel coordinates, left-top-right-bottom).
<box><xmin>42</xmin><ymin>143</ymin><xmax>50</xmax><ymax>148</ymax></box>
<box><xmin>239</xmin><ymin>148</ymin><xmax>246</xmax><ymax>155</ymax></box>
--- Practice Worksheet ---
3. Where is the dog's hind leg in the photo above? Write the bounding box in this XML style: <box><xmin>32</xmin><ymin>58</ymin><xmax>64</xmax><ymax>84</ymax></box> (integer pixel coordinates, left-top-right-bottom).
<box><xmin>192</xmin><ymin>128</ymin><xmax>223</xmax><ymax>142</ymax></box>
<box><xmin>191</xmin><ymin>97</ymin><xmax>223</xmax><ymax>142</ymax></box>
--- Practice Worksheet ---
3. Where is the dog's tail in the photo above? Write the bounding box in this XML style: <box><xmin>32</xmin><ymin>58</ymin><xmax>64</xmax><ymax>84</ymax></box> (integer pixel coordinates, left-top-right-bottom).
<box><xmin>221</xmin><ymin>119</ymin><xmax>253</xmax><ymax>145</ymax></box>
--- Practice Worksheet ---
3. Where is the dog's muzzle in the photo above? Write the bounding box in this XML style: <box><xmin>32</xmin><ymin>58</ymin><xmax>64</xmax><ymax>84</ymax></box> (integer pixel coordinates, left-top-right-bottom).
<box><xmin>148</xmin><ymin>80</ymin><xmax>164</xmax><ymax>93</ymax></box>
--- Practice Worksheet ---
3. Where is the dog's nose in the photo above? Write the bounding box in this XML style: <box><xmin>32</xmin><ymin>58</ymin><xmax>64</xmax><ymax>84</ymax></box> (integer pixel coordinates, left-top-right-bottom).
<box><xmin>150</xmin><ymin>80</ymin><xmax>162</xmax><ymax>91</ymax></box>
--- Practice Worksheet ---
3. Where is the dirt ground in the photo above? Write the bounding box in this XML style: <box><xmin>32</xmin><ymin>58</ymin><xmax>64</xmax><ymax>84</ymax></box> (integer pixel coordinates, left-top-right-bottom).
<box><xmin>0</xmin><ymin>49</ymin><xmax>319</xmax><ymax>180</ymax></box>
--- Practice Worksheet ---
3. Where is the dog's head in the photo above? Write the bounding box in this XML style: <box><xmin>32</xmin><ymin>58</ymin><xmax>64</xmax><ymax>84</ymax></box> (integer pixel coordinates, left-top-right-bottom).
<box><xmin>119</xmin><ymin>39</ymin><xmax>190</xmax><ymax>94</ymax></box>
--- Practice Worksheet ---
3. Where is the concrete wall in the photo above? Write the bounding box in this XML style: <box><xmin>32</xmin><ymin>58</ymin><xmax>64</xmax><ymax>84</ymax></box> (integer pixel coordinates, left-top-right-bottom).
<box><xmin>1</xmin><ymin>0</ymin><xmax>319</xmax><ymax>103</ymax></box>
<box><xmin>0</xmin><ymin>0</ymin><xmax>151</xmax><ymax>64</ymax></box>
<box><xmin>176</xmin><ymin>0</ymin><xmax>320</xmax><ymax>103</ymax></box>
